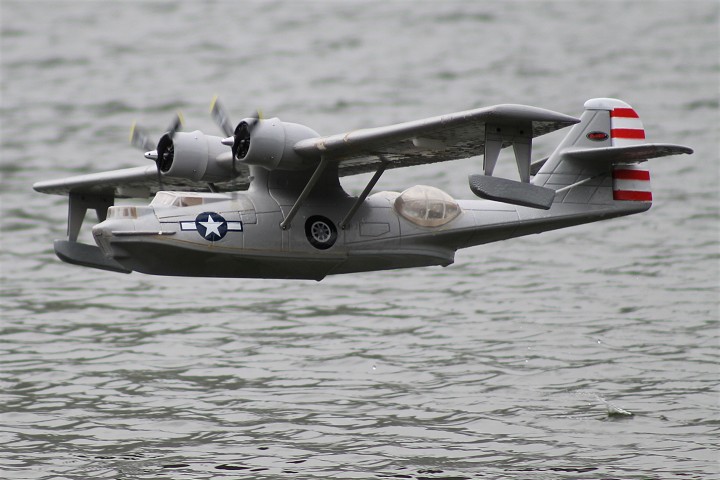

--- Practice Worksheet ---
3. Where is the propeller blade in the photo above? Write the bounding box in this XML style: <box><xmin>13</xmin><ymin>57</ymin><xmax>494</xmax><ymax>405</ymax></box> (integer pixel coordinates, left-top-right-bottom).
<box><xmin>210</xmin><ymin>95</ymin><xmax>234</xmax><ymax>137</ymax></box>
<box><xmin>250</xmin><ymin>109</ymin><xmax>261</xmax><ymax>125</ymax></box>
<box><xmin>155</xmin><ymin>163</ymin><xmax>163</xmax><ymax>189</ymax></box>
<box><xmin>130</xmin><ymin>112</ymin><xmax>182</xmax><ymax>191</ymax></box>
<box><xmin>129</xmin><ymin>122</ymin><xmax>156</xmax><ymax>152</ymax></box>
<box><xmin>165</xmin><ymin>111</ymin><xmax>184</xmax><ymax>137</ymax></box>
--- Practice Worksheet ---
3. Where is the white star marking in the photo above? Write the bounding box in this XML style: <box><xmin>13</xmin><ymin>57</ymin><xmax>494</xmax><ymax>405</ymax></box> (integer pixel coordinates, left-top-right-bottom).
<box><xmin>199</xmin><ymin>215</ymin><xmax>223</xmax><ymax>238</ymax></box>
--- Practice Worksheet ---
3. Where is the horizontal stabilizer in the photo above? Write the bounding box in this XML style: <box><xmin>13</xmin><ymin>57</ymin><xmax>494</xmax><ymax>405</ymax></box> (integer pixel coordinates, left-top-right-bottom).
<box><xmin>469</xmin><ymin>174</ymin><xmax>555</xmax><ymax>210</ymax></box>
<box><xmin>54</xmin><ymin>240</ymin><xmax>131</xmax><ymax>273</ymax></box>
<box><xmin>564</xmin><ymin>143</ymin><xmax>693</xmax><ymax>165</ymax></box>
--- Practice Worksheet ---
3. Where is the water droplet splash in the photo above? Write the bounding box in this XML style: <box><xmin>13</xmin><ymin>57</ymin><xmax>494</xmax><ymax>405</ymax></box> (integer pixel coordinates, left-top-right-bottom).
<box><xmin>595</xmin><ymin>394</ymin><xmax>634</xmax><ymax>418</ymax></box>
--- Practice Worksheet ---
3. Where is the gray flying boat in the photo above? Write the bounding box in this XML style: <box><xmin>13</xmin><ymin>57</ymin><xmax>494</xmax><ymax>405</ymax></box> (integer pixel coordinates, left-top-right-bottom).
<box><xmin>33</xmin><ymin>97</ymin><xmax>692</xmax><ymax>280</ymax></box>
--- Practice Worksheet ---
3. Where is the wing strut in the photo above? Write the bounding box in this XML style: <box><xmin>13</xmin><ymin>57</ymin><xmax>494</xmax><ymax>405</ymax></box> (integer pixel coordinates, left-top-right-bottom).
<box><xmin>484</xmin><ymin>122</ymin><xmax>533</xmax><ymax>182</ymax></box>
<box><xmin>339</xmin><ymin>158</ymin><xmax>388</xmax><ymax>230</ymax></box>
<box><xmin>280</xmin><ymin>155</ymin><xmax>330</xmax><ymax>230</ymax></box>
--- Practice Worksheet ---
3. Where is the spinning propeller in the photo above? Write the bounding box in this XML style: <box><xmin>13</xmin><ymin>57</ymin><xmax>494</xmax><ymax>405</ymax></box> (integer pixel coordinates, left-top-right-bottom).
<box><xmin>129</xmin><ymin>112</ymin><xmax>184</xmax><ymax>185</ymax></box>
<box><xmin>210</xmin><ymin>96</ymin><xmax>261</xmax><ymax>171</ymax></box>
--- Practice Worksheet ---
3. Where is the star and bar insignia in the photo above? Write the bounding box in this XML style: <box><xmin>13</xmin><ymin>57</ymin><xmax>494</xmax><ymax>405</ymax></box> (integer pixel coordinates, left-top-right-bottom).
<box><xmin>180</xmin><ymin>212</ymin><xmax>243</xmax><ymax>241</ymax></box>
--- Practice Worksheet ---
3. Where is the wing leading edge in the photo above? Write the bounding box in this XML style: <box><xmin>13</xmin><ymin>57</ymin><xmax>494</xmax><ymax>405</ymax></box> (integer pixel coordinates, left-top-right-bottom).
<box><xmin>33</xmin><ymin>165</ymin><xmax>252</xmax><ymax>198</ymax></box>
<box><xmin>293</xmin><ymin>104</ymin><xmax>580</xmax><ymax>176</ymax></box>
<box><xmin>34</xmin><ymin>104</ymin><xmax>578</xmax><ymax>199</ymax></box>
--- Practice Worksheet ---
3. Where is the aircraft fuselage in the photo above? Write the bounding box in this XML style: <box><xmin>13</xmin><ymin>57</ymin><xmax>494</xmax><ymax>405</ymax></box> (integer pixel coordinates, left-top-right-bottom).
<box><xmin>91</xmin><ymin>182</ymin><xmax>644</xmax><ymax>280</ymax></box>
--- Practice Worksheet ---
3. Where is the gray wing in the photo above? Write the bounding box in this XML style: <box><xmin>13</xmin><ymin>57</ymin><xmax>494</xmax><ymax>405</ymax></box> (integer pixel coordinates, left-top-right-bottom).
<box><xmin>33</xmin><ymin>165</ymin><xmax>252</xmax><ymax>198</ymax></box>
<box><xmin>293</xmin><ymin>104</ymin><xmax>580</xmax><ymax>176</ymax></box>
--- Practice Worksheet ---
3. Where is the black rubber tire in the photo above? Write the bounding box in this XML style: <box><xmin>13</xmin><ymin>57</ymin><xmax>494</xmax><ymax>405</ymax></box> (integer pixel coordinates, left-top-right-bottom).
<box><xmin>305</xmin><ymin>216</ymin><xmax>337</xmax><ymax>250</ymax></box>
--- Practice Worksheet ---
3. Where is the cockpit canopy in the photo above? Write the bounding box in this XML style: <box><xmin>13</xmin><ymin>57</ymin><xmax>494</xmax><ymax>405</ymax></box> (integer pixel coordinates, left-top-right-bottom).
<box><xmin>394</xmin><ymin>185</ymin><xmax>461</xmax><ymax>227</ymax></box>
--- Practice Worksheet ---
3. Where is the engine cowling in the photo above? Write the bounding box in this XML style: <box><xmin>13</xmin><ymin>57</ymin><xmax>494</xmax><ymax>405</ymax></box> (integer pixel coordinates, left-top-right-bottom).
<box><xmin>156</xmin><ymin>130</ymin><xmax>234</xmax><ymax>182</ymax></box>
<box><xmin>235</xmin><ymin>118</ymin><xmax>320</xmax><ymax>171</ymax></box>
<box><xmin>151</xmin><ymin>118</ymin><xmax>321</xmax><ymax>182</ymax></box>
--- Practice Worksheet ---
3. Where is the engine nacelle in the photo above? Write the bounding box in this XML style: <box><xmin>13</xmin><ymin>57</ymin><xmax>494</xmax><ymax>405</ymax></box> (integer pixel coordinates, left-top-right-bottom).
<box><xmin>157</xmin><ymin>130</ymin><xmax>234</xmax><ymax>182</ymax></box>
<box><xmin>237</xmin><ymin>118</ymin><xmax>320</xmax><ymax>171</ymax></box>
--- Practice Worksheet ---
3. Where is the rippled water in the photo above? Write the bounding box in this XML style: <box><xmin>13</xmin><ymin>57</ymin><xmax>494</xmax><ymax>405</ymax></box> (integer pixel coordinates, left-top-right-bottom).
<box><xmin>1</xmin><ymin>1</ymin><xmax>718</xmax><ymax>479</ymax></box>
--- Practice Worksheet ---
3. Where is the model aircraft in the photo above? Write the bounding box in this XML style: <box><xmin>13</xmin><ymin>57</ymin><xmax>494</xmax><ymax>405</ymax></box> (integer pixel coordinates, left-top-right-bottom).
<box><xmin>33</xmin><ymin>97</ymin><xmax>692</xmax><ymax>280</ymax></box>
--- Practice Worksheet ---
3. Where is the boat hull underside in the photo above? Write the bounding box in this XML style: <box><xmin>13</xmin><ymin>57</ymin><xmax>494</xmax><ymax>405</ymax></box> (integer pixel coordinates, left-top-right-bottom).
<box><xmin>108</xmin><ymin>239</ymin><xmax>454</xmax><ymax>280</ymax></box>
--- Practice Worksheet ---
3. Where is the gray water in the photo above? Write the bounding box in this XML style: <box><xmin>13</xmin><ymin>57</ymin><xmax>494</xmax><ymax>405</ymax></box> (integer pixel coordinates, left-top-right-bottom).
<box><xmin>1</xmin><ymin>1</ymin><xmax>718</xmax><ymax>479</ymax></box>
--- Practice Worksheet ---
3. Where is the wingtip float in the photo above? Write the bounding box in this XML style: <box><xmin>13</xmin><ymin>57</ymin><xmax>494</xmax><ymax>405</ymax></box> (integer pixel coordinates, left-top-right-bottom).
<box><xmin>34</xmin><ymin>97</ymin><xmax>692</xmax><ymax>280</ymax></box>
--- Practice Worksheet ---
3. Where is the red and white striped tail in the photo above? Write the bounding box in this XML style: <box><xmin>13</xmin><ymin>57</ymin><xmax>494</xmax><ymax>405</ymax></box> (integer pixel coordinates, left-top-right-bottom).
<box><xmin>610</xmin><ymin>105</ymin><xmax>646</xmax><ymax>147</ymax></box>
<box><xmin>583</xmin><ymin>99</ymin><xmax>652</xmax><ymax>202</ymax></box>
<box><xmin>613</xmin><ymin>165</ymin><xmax>652</xmax><ymax>202</ymax></box>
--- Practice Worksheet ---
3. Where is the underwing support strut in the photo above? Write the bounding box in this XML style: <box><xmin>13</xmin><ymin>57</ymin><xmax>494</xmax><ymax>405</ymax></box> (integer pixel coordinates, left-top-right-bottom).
<box><xmin>339</xmin><ymin>159</ymin><xmax>388</xmax><ymax>230</ymax></box>
<box><xmin>68</xmin><ymin>192</ymin><xmax>113</xmax><ymax>242</ymax></box>
<box><xmin>280</xmin><ymin>155</ymin><xmax>330</xmax><ymax>230</ymax></box>
<box><xmin>484</xmin><ymin>122</ymin><xmax>533</xmax><ymax>183</ymax></box>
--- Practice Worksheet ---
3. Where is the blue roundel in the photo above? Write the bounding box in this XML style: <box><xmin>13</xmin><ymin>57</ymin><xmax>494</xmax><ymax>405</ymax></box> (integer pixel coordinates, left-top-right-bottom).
<box><xmin>194</xmin><ymin>212</ymin><xmax>228</xmax><ymax>241</ymax></box>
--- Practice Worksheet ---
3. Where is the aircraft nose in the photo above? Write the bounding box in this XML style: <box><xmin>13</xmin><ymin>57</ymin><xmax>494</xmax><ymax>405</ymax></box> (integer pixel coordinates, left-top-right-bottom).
<box><xmin>91</xmin><ymin>222</ymin><xmax>107</xmax><ymax>237</ymax></box>
<box><xmin>92</xmin><ymin>205</ymin><xmax>162</xmax><ymax>256</ymax></box>
<box><xmin>91</xmin><ymin>220</ymin><xmax>114</xmax><ymax>238</ymax></box>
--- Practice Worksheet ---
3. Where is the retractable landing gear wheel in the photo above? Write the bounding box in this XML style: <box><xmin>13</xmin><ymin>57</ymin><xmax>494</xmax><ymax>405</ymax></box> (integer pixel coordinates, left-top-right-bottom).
<box><xmin>305</xmin><ymin>216</ymin><xmax>337</xmax><ymax>250</ymax></box>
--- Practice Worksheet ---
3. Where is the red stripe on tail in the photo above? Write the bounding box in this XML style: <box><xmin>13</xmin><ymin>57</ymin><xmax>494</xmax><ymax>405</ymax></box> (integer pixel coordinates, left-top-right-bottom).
<box><xmin>611</xmin><ymin>108</ymin><xmax>640</xmax><ymax>118</ymax></box>
<box><xmin>613</xmin><ymin>169</ymin><xmax>651</xmax><ymax>181</ymax></box>
<box><xmin>611</xmin><ymin>128</ymin><xmax>646</xmax><ymax>139</ymax></box>
<box><xmin>614</xmin><ymin>190</ymin><xmax>652</xmax><ymax>201</ymax></box>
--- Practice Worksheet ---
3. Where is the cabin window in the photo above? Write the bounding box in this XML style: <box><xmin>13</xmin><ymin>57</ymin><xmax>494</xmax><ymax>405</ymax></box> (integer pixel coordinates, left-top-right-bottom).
<box><xmin>177</xmin><ymin>195</ymin><xmax>203</xmax><ymax>207</ymax></box>
<box><xmin>107</xmin><ymin>206</ymin><xmax>137</xmax><ymax>219</ymax></box>
<box><xmin>151</xmin><ymin>192</ymin><xmax>207</xmax><ymax>208</ymax></box>
<box><xmin>151</xmin><ymin>192</ymin><xmax>178</xmax><ymax>207</ymax></box>
<box><xmin>107</xmin><ymin>206</ymin><xmax>154</xmax><ymax>218</ymax></box>
<box><xmin>394</xmin><ymin>185</ymin><xmax>461</xmax><ymax>227</ymax></box>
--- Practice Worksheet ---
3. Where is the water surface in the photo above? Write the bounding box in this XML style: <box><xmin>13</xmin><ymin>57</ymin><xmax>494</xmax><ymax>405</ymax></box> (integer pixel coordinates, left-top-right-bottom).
<box><xmin>1</xmin><ymin>1</ymin><xmax>718</xmax><ymax>479</ymax></box>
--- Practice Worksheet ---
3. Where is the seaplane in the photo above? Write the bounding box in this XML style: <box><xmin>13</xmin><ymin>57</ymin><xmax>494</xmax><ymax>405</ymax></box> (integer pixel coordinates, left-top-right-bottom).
<box><xmin>33</xmin><ymin>97</ymin><xmax>692</xmax><ymax>280</ymax></box>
